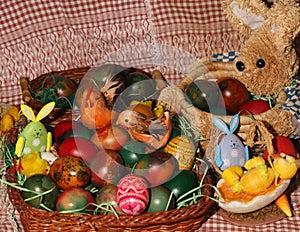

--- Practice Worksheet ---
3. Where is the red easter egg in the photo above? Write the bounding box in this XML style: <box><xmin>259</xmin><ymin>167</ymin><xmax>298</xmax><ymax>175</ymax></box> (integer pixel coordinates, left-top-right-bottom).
<box><xmin>217</xmin><ymin>77</ymin><xmax>250</xmax><ymax>114</ymax></box>
<box><xmin>58</xmin><ymin>137</ymin><xmax>99</xmax><ymax>163</ymax></box>
<box><xmin>91</xmin><ymin>125</ymin><xmax>130</xmax><ymax>151</ymax></box>
<box><xmin>116</xmin><ymin>174</ymin><xmax>150</xmax><ymax>216</ymax></box>
<box><xmin>239</xmin><ymin>99</ymin><xmax>271</xmax><ymax>115</ymax></box>
<box><xmin>263</xmin><ymin>136</ymin><xmax>297</xmax><ymax>159</ymax></box>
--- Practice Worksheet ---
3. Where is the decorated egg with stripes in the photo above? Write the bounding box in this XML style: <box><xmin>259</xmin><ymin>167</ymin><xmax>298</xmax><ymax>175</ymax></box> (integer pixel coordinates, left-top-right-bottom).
<box><xmin>116</xmin><ymin>174</ymin><xmax>150</xmax><ymax>216</ymax></box>
<box><xmin>164</xmin><ymin>135</ymin><xmax>196</xmax><ymax>170</ymax></box>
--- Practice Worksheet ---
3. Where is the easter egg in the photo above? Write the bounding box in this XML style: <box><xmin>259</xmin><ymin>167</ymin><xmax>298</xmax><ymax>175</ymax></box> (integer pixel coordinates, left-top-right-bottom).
<box><xmin>53</xmin><ymin>120</ymin><xmax>94</xmax><ymax>145</ymax></box>
<box><xmin>58</xmin><ymin>137</ymin><xmax>99</xmax><ymax>163</ymax></box>
<box><xmin>238</xmin><ymin>99</ymin><xmax>271</xmax><ymax>115</ymax></box>
<box><xmin>119</xmin><ymin>140</ymin><xmax>147</xmax><ymax>168</ymax></box>
<box><xmin>50</xmin><ymin>155</ymin><xmax>91</xmax><ymax>189</ymax></box>
<box><xmin>185</xmin><ymin>80</ymin><xmax>222</xmax><ymax>113</ymax></box>
<box><xmin>95</xmin><ymin>184</ymin><xmax>121</xmax><ymax>214</ymax></box>
<box><xmin>134</xmin><ymin>151</ymin><xmax>179</xmax><ymax>187</ymax></box>
<box><xmin>89</xmin><ymin>149</ymin><xmax>126</xmax><ymax>188</ymax></box>
<box><xmin>21</xmin><ymin>174</ymin><xmax>60</xmax><ymax>210</ymax></box>
<box><xmin>56</xmin><ymin>187</ymin><xmax>95</xmax><ymax>213</ymax></box>
<box><xmin>116</xmin><ymin>174</ymin><xmax>150</xmax><ymax>216</ymax></box>
<box><xmin>91</xmin><ymin>125</ymin><xmax>130</xmax><ymax>151</ymax></box>
<box><xmin>263</xmin><ymin>136</ymin><xmax>297</xmax><ymax>159</ymax></box>
<box><xmin>115</xmin><ymin>71</ymin><xmax>156</xmax><ymax>110</ymax></box>
<box><xmin>147</xmin><ymin>186</ymin><xmax>176</xmax><ymax>212</ymax></box>
<box><xmin>163</xmin><ymin>170</ymin><xmax>199</xmax><ymax>200</ymax></box>
<box><xmin>164</xmin><ymin>135</ymin><xmax>196</xmax><ymax>170</ymax></box>
<box><xmin>217</xmin><ymin>77</ymin><xmax>250</xmax><ymax>114</ymax></box>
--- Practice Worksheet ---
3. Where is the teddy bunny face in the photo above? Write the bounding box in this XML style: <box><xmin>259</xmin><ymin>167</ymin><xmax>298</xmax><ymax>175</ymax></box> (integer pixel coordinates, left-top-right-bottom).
<box><xmin>222</xmin><ymin>0</ymin><xmax>300</xmax><ymax>96</ymax></box>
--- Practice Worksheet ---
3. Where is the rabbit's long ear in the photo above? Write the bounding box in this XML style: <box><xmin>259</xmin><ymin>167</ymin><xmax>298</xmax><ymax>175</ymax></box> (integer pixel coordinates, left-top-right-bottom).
<box><xmin>222</xmin><ymin>0</ymin><xmax>269</xmax><ymax>36</ymax></box>
<box><xmin>212</xmin><ymin>117</ymin><xmax>230</xmax><ymax>134</ymax></box>
<box><xmin>229</xmin><ymin>114</ymin><xmax>240</xmax><ymax>133</ymax></box>
<box><xmin>21</xmin><ymin>105</ymin><xmax>36</xmax><ymax>122</ymax></box>
<box><xmin>36</xmin><ymin>102</ymin><xmax>55</xmax><ymax>122</ymax></box>
<box><xmin>266</xmin><ymin>0</ymin><xmax>300</xmax><ymax>50</ymax></box>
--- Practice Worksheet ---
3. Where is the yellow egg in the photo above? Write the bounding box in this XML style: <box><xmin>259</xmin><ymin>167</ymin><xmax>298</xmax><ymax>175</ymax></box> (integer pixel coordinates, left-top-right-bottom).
<box><xmin>164</xmin><ymin>135</ymin><xmax>196</xmax><ymax>170</ymax></box>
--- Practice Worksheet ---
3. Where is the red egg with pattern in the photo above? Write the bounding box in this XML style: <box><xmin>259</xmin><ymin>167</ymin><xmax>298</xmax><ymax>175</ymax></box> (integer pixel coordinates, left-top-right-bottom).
<box><xmin>116</xmin><ymin>174</ymin><xmax>150</xmax><ymax>216</ymax></box>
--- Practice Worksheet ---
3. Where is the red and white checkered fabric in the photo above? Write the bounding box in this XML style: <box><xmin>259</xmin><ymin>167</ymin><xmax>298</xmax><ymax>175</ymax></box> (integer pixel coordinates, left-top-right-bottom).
<box><xmin>3</xmin><ymin>1</ymin><xmax>300</xmax><ymax>232</ymax></box>
<box><xmin>0</xmin><ymin>0</ymin><xmax>244</xmax><ymax>105</ymax></box>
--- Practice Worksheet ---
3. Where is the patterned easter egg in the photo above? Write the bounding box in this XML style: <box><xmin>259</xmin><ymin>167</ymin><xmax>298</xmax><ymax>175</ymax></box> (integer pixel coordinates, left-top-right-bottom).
<box><xmin>164</xmin><ymin>135</ymin><xmax>196</xmax><ymax>170</ymax></box>
<box><xmin>116</xmin><ymin>174</ymin><xmax>149</xmax><ymax>216</ymax></box>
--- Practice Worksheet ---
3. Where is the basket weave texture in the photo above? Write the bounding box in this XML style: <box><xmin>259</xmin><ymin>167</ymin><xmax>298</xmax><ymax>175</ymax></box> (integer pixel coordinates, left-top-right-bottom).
<box><xmin>20</xmin><ymin>66</ymin><xmax>90</xmax><ymax>125</ymax></box>
<box><xmin>157</xmin><ymin>60</ymin><xmax>295</xmax><ymax>152</ymax></box>
<box><xmin>6</xmin><ymin>166</ymin><xmax>213</xmax><ymax>232</ymax></box>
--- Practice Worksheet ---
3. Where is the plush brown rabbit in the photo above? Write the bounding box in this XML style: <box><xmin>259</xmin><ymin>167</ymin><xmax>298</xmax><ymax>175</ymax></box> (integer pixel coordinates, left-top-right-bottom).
<box><xmin>158</xmin><ymin>0</ymin><xmax>300</xmax><ymax>148</ymax></box>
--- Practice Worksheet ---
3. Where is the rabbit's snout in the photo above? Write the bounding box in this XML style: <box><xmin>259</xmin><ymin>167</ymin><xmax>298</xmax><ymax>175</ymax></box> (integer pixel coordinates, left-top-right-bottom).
<box><xmin>34</xmin><ymin>129</ymin><xmax>42</xmax><ymax>137</ymax></box>
<box><xmin>230</xmin><ymin>141</ymin><xmax>239</xmax><ymax>149</ymax></box>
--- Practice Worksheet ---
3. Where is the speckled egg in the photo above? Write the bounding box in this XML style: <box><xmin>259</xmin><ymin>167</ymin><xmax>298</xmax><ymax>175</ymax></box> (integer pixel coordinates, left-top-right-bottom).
<box><xmin>116</xmin><ymin>174</ymin><xmax>149</xmax><ymax>216</ymax></box>
<box><xmin>164</xmin><ymin>135</ymin><xmax>196</xmax><ymax>170</ymax></box>
<box><xmin>50</xmin><ymin>155</ymin><xmax>91</xmax><ymax>190</ymax></box>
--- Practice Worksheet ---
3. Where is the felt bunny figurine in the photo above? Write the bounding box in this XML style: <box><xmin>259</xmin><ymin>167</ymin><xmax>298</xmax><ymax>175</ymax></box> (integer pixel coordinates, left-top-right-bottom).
<box><xmin>158</xmin><ymin>0</ymin><xmax>300</xmax><ymax>144</ymax></box>
<box><xmin>15</xmin><ymin>102</ymin><xmax>55</xmax><ymax>158</ymax></box>
<box><xmin>213</xmin><ymin>114</ymin><xmax>249</xmax><ymax>171</ymax></box>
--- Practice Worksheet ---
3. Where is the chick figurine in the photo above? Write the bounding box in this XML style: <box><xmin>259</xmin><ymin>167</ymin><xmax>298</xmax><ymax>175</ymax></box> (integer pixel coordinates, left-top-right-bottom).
<box><xmin>18</xmin><ymin>151</ymin><xmax>50</xmax><ymax>178</ymax></box>
<box><xmin>222</xmin><ymin>156</ymin><xmax>275</xmax><ymax>194</ymax></box>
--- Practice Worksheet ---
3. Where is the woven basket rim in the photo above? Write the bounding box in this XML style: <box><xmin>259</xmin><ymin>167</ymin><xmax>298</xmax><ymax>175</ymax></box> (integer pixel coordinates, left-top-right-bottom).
<box><xmin>6</xmin><ymin>165</ymin><xmax>214</xmax><ymax>231</ymax></box>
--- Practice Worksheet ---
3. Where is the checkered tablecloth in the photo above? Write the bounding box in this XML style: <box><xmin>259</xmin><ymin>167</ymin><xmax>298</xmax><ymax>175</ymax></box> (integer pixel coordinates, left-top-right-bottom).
<box><xmin>1</xmin><ymin>1</ymin><xmax>300</xmax><ymax>232</ymax></box>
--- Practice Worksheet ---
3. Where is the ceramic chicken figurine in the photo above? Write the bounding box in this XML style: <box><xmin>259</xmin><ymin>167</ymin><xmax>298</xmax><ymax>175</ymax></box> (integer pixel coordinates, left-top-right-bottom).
<box><xmin>116</xmin><ymin>102</ymin><xmax>172</xmax><ymax>152</ymax></box>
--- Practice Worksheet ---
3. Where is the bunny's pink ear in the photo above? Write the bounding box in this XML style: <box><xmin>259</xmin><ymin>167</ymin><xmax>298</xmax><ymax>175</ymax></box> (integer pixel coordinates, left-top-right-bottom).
<box><xmin>222</xmin><ymin>0</ymin><xmax>269</xmax><ymax>36</ymax></box>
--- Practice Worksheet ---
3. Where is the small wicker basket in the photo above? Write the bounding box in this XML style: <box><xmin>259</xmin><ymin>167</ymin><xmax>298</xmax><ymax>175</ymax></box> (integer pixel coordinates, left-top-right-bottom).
<box><xmin>157</xmin><ymin>59</ymin><xmax>296</xmax><ymax>152</ymax></box>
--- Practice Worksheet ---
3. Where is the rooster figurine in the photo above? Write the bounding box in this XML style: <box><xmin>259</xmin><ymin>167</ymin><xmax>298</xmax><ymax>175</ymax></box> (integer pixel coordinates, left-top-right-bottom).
<box><xmin>116</xmin><ymin>101</ymin><xmax>172</xmax><ymax>152</ymax></box>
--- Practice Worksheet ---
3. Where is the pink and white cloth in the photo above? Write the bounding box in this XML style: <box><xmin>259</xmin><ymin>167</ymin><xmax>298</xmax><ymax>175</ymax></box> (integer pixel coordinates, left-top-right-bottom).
<box><xmin>1</xmin><ymin>1</ymin><xmax>300</xmax><ymax>232</ymax></box>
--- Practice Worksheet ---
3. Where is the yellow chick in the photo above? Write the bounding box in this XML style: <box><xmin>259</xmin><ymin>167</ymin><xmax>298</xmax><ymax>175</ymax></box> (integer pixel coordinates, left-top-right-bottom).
<box><xmin>222</xmin><ymin>156</ymin><xmax>275</xmax><ymax>194</ymax></box>
<box><xmin>18</xmin><ymin>151</ymin><xmax>50</xmax><ymax>178</ymax></box>
<box><xmin>130</xmin><ymin>100</ymin><xmax>164</xmax><ymax>117</ymax></box>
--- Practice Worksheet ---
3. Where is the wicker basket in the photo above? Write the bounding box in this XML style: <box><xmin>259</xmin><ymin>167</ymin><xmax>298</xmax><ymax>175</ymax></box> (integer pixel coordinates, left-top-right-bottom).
<box><xmin>20</xmin><ymin>66</ymin><xmax>91</xmax><ymax>126</ymax></box>
<box><xmin>6</xmin><ymin>161</ymin><xmax>214</xmax><ymax>232</ymax></box>
<box><xmin>11</xmin><ymin>66</ymin><xmax>216</xmax><ymax>231</ymax></box>
<box><xmin>157</xmin><ymin>61</ymin><xmax>296</xmax><ymax>152</ymax></box>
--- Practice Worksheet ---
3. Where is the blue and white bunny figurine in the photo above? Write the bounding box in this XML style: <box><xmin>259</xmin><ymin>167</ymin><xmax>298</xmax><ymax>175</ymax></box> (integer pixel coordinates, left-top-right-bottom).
<box><xmin>213</xmin><ymin>114</ymin><xmax>249</xmax><ymax>171</ymax></box>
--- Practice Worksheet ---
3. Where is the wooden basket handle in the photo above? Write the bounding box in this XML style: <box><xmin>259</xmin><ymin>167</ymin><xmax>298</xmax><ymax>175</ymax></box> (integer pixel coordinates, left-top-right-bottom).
<box><xmin>19</xmin><ymin>76</ymin><xmax>32</xmax><ymax>103</ymax></box>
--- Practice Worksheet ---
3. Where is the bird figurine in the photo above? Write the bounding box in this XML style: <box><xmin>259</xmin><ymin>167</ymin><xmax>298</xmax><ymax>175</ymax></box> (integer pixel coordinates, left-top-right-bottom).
<box><xmin>116</xmin><ymin>102</ymin><xmax>172</xmax><ymax>152</ymax></box>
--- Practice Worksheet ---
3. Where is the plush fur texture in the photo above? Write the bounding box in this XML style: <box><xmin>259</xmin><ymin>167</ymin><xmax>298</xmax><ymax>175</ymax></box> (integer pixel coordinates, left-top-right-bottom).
<box><xmin>222</xmin><ymin>0</ymin><xmax>300</xmax><ymax>96</ymax></box>
<box><xmin>158</xmin><ymin>0</ymin><xmax>300</xmax><ymax>146</ymax></box>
